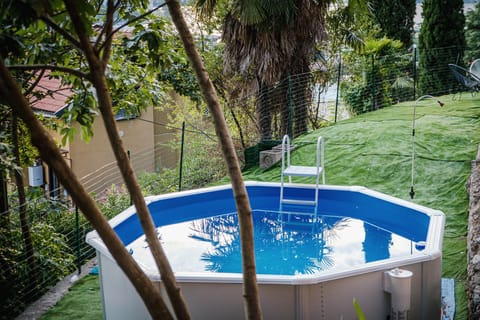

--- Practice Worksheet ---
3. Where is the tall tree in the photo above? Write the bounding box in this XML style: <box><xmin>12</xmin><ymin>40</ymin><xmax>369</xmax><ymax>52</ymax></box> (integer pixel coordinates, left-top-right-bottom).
<box><xmin>465</xmin><ymin>1</ymin><xmax>480</xmax><ymax>62</ymax></box>
<box><xmin>196</xmin><ymin>0</ymin><xmax>369</xmax><ymax>140</ymax></box>
<box><xmin>370</xmin><ymin>0</ymin><xmax>416</xmax><ymax>48</ymax></box>
<box><xmin>165</xmin><ymin>0</ymin><xmax>263</xmax><ymax>318</ymax></box>
<box><xmin>418</xmin><ymin>0</ymin><xmax>465</xmax><ymax>95</ymax></box>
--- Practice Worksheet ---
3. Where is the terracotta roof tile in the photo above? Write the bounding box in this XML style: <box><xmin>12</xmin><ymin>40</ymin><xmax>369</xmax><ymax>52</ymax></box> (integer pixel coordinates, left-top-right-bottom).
<box><xmin>31</xmin><ymin>73</ymin><xmax>72</xmax><ymax>115</ymax></box>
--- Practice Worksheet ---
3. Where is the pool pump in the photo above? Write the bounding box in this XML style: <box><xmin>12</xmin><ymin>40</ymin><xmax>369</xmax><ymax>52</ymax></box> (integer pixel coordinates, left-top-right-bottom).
<box><xmin>384</xmin><ymin>268</ymin><xmax>413</xmax><ymax>320</ymax></box>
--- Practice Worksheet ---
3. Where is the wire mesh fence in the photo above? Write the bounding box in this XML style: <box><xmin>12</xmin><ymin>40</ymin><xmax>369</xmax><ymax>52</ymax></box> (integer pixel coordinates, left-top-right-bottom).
<box><xmin>1</xmin><ymin>45</ymin><xmax>478</xmax><ymax>319</ymax></box>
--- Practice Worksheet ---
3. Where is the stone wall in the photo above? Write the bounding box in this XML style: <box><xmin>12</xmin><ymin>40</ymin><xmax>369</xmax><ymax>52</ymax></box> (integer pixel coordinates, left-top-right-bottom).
<box><xmin>467</xmin><ymin>144</ymin><xmax>480</xmax><ymax>318</ymax></box>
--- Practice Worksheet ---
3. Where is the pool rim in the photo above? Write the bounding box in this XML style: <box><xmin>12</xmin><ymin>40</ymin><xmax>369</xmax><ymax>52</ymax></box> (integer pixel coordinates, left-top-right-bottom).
<box><xmin>86</xmin><ymin>181</ymin><xmax>445</xmax><ymax>285</ymax></box>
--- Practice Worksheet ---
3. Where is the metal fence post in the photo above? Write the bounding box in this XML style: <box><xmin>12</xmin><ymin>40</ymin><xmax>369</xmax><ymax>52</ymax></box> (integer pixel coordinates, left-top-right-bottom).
<box><xmin>287</xmin><ymin>75</ymin><xmax>293</xmax><ymax>137</ymax></box>
<box><xmin>335</xmin><ymin>53</ymin><xmax>342</xmax><ymax>123</ymax></box>
<box><xmin>413</xmin><ymin>45</ymin><xmax>417</xmax><ymax>100</ymax></box>
<box><xmin>127</xmin><ymin>150</ymin><xmax>132</xmax><ymax>205</ymax></box>
<box><xmin>371</xmin><ymin>54</ymin><xmax>376</xmax><ymax>111</ymax></box>
<box><xmin>178</xmin><ymin>121</ymin><xmax>185</xmax><ymax>191</ymax></box>
<box><xmin>75</xmin><ymin>205</ymin><xmax>81</xmax><ymax>275</ymax></box>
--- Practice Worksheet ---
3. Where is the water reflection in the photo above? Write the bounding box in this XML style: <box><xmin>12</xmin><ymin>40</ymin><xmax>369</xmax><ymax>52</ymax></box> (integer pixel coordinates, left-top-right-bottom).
<box><xmin>190</xmin><ymin>211</ymin><xmax>344</xmax><ymax>275</ymax></box>
<box><xmin>128</xmin><ymin>210</ymin><xmax>417</xmax><ymax>276</ymax></box>
<box><xmin>362</xmin><ymin>223</ymin><xmax>392</xmax><ymax>263</ymax></box>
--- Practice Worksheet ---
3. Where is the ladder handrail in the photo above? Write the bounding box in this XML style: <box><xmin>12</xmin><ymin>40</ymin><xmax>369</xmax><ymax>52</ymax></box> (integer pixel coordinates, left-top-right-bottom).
<box><xmin>280</xmin><ymin>135</ymin><xmax>325</xmax><ymax>209</ymax></box>
<box><xmin>316</xmin><ymin>136</ymin><xmax>325</xmax><ymax>184</ymax></box>
<box><xmin>281</xmin><ymin>134</ymin><xmax>291</xmax><ymax>183</ymax></box>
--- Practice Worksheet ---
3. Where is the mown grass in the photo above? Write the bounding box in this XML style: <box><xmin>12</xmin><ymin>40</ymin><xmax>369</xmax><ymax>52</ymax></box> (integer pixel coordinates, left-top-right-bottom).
<box><xmin>42</xmin><ymin>94</ymin><xmax>480</xmax><ymax>319</ymax></box>
<box><xmin>40</xmin><ymin>275</ymin><xmax>102</xmax><ymax>320</ymax></box>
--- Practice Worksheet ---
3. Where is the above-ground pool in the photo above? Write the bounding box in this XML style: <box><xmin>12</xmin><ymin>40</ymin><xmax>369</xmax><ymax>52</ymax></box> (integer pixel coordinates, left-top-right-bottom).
<box><xmin>87</xmin><ymin>181</ymin><xmax>445</xmax><ymax>320</ymax></box>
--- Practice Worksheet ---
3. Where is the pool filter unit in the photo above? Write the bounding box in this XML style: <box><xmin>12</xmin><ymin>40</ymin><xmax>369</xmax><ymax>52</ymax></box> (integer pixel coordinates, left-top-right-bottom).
<box><xmin>384</xmin><ymin>268</ymin><xmax>413</xmax><ymax>320</ymax></box>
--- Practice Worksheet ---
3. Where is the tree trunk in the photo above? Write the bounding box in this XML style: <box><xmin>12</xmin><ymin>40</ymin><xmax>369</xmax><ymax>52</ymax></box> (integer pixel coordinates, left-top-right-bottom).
<box><xmin>0</xmin><ymin>54</ymin><xmax>174</xmax><ymax>320</ymax></box>
<box><xmin>11</xmin><ymin>113</ymin><xmax>39</xmax><ymax>296</ymax></box>
<box><xmin>63</xmin><ymin>1</ymin><xmax>192</xmax><ymax>318</ymax></box>
<box><xmin>165</xmin><ymin>1</ymin><xmax>263</xmax><ymax>319</ymax></box>
<box><xmin>258</xmin><ymin>81</ymin><xmax>272</xmax><ymax>141</ymax></box>
<box><xmin>0</xmin><ymin>170</ymin><xmax>8</xmax><ymax>227</ymax></box>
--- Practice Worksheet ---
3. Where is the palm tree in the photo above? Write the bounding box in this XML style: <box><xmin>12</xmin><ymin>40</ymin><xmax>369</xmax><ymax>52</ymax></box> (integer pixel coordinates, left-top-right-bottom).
<box><xmin>197</xmin><ymin>0</ymin><xmax>369</xmax><ymax>140</ymax></box>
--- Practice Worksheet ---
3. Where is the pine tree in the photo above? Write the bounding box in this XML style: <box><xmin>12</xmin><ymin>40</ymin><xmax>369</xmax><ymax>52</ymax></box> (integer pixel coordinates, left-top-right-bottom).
<box><xmin>418</xmin><ymin>0</ymin><xmax>465</xmax><ymax>95</ymax></box>
<box><xmin>370</xmin><ymin>0</ymin><xmax>416</xmax><ymax>48</ymax></box>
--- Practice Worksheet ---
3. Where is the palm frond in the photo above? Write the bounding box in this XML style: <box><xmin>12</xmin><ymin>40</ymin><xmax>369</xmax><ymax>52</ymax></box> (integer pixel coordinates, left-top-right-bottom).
<box><xmin>231</xmin><ymin>0</ymin><xmax>266</xmax><ymax>26</ymax></box>
<box><xmin>195</xmin><ymin>0</ymin><xmax>217</xmax><ymax>19</ymax></box>
<box><xmin>392</xmin><ymin>76</ymin><xmax>413</xmax><ymax>89</ymax></box>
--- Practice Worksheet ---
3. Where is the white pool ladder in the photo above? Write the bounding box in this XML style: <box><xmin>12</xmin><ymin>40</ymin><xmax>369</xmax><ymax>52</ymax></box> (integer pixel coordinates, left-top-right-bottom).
<box><xmin>280</xmin><ymin>135</ymin><xmax>325</xmax><ymax>208</ymax></box>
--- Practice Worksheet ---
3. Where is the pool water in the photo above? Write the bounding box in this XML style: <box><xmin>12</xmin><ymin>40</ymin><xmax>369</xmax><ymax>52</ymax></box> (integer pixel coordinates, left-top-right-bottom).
<box><xmin>127</xmin><ymin>210</ymin><xmax>424</xmax><ymax>276</ymax></box>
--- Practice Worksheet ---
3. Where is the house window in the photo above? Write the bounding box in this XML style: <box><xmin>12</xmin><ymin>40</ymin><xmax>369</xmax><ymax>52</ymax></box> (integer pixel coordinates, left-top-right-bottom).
<box><xmin>115</xmin><ymin>109</ymin><xmax>139</xmax><ymax>121</ymax></box>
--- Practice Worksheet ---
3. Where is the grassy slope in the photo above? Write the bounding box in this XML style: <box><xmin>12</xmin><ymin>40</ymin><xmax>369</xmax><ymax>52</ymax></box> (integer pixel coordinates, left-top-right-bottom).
<box><xmin>42</xmin><ymin>94</ymin><xmax>479</xmax><ymax>319</ymax></box>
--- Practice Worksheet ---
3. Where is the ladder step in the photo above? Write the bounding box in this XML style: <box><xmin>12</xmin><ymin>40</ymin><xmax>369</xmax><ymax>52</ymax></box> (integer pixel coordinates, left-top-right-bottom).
<box><xmin>283</xmin><ymin>165</ymin><xmax>323</xmax><ymax>177</ymax></box>
<box><xmin>281</xmin><ymin>199</ymin><xmax>317</xmax><ymax>206</ymax></box>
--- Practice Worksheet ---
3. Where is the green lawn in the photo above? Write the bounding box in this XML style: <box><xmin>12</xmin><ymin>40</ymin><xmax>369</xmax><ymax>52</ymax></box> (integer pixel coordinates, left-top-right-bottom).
<box><xmin>42</xmin><ymin>94</ymin><xmax>479</xmax><ymax>319</ymax></box>
<box><xmin>40</xmin><ymin>275</ymin><xmax>102</xmax><ymax>320</ymax></box>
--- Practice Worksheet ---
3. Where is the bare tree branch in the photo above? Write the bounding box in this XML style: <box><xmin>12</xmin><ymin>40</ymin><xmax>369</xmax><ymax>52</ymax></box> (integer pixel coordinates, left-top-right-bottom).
<box><xmin>98</xmin><ymin>3</ymin><xmax>167</xmax><ymax>53</ymax></box>
<box><xmin>7</xmin><ymin>64</ymin><xmax>91</xmax><ymax>81</ymax></box>
<box><xmin>101</xmin><ymin>0</ymin><xmax>115</xmax><ymax>67</ymax></box>
<box><xmin>40</xmin><ymin>15</ymin><xmax>83</xmax><ymax>53</ymax></box>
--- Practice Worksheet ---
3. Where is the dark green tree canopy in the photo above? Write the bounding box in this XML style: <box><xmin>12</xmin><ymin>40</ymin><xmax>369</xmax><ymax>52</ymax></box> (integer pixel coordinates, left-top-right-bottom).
<box><xmin>370</xmin><ymin>0</ymin><xmax>416</xmax><ymax>48</ymax></box>
<box><xmin>418</xmin><ymin>0</ymin><xmax>465</xmax><ymax>94</ymax></box>
<box><xmin>465</xmin><ymin>1</ymin><xmax>480</xmax><ymax>62</ymax></box>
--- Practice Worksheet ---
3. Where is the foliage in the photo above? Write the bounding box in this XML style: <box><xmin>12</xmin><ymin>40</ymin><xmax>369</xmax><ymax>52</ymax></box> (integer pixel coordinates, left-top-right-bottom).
<box><xmin>196</xmin><ymin>0</ymin><xmax>371</xmax><ymax>139</ymax></box>
<box><xmin>139</xmin><ymin>169</ymin><xmax>179</xmax><ymax>196</ymax></box>
<box><xmin>353</xmin><ymin>298</ymin><xmax>366</xmax><ymax>320</ymax></box>
<box><xmin>0</xmin><ymin>193</ymin><xmax>76</xmax><ymax>319</ymax></box>
<box><xmin>181</xmin><ymin>132</ymin><xmax>226</xmax><ymax>189</ymax></box>
<box><xmin>342</xmin><ymin>37</ymin><xmax>406</xmax><ymax>114</ymax></box>
<box><xmin>30</xmin><ymin>222</ymin><xmax>75</xmax><ymax>283</ymax></box>
<box><xmin>0</xmin><ymin>1</ymin><xmax>172</xmax><ymax>146</ymax></box>
<box><xmin>370</xmin><ymin>0</ymin><xmax>416</xmax><ymax>48</ymax></box>
<box><xmin>97</xmin><ymin>185</ymin><xmax>132</xmax><ymax>219</ymax></box>
<box><xmin>418</xmin><ymin>0</ymin><xmax>465</xmax><ymax>95</ymax></box>
<box><xmin>1</xmin><ymin>1</ymin><xmax>199</xmax><ymax>319</ymax></box>
<box><xmin>465</xmin><ymin>1</ymin><xmax>480</xmax><ymax>62</ymax></box>
<box><xmin>0</xmin><ymin>105</ymin><xmax>37</xmax><ymax>175</ymax></box>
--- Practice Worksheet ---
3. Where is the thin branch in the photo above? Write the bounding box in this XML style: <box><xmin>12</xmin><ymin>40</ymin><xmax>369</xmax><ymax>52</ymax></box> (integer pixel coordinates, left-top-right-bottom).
<box><xmin>101</xmin><ymin>0</ymin><xmax>115</xmax><ymax>67</ymax></box>
<box><xmin>99</xmin><ymin>3</ymin><xmax>167</xmax><ymax>52</ymax></box>
<box><xmin>24</xmin><ymin>69</ymin><xmax>46</xmax><ymax>96</ymax></box>
<box><xmin>40</xmin><ymin>15</ymin><xmax>83</xmax><ymax>53</ymax></box>
<box><xmin>7</xmin><ymin>64</ymin><xmax>91</xmax><ymax>81</ymax></box>
<box><xmin>94</xmin><ymin>0</ymin><xmax>121</xmax><ymax>50</ymax></box>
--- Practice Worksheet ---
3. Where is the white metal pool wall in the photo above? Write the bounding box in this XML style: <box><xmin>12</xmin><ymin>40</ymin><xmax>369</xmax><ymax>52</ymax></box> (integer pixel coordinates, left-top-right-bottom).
<box><xmin>96</xmin><ymin>252</ymin><xmax>441</xmax><ymax>319</ymax></box>
<box><xmin>87</xmin><ymin>181</ymin><xmax>444</xmax><ymax>319</ymax></box>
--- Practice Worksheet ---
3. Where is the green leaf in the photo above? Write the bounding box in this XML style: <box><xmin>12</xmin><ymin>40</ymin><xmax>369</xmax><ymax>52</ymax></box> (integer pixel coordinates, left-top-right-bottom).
<box><xmin>353</xmin><ymin>298</ymin><xmax>366</xmax><ymax>320</ymax></box>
